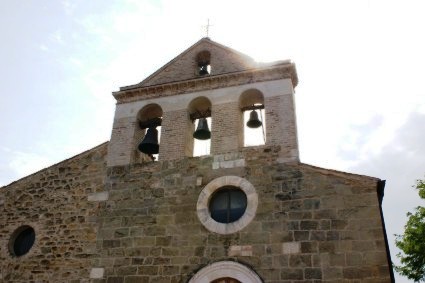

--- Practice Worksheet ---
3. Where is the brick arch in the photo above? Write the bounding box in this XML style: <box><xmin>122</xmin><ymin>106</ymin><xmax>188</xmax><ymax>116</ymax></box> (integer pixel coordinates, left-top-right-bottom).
<box><xmin>188</xmin><ymin>96</ymin><xmax>211</xmax><ymax>114</ymax></box>
<box><xmin>239</xmin><ymin>88</ymin><xmax>266</xmax><ymax>147</ymax></box>
<box><xmin>133</xmin><ymin>103</ymin><xmax>163</xmax><ymax>162</ymax></box>
<box><xmin>188</xmin><ymin>261</ymin><xmax>262</xmax><ymax>283</ymax></box>
<box><xmin>137</xmin><ymin>103</ymin><xmax>163</xmax><ymax>121</ymax></box>
<box><xmin>188</xmin><ymin>96</ymin><xmax>212</xmax><ymax>157</ymax></box>
<box><xmin>239</xmin><ymin>88</ymin><xmax>264</xmax><ymax>108</ymax></box>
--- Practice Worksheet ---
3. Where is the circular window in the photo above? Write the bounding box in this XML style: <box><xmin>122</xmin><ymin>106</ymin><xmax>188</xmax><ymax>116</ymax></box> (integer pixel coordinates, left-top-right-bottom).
<box><xmin>9</xmin><ymin>226</ymin><xmax>35</xmax><ymax>257</ymax></box>
<box><xmin>209</xmin><ymin>187</ymin><xmax>247</xmax><ymax>224</ymax></box>
<box><xmin>197</xmin><ymin>176</ymin><xmax>258</xmax><ymax>234</ymax></box>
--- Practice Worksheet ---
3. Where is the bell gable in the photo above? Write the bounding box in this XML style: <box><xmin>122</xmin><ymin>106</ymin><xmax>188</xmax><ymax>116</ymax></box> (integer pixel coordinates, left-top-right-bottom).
<box><xmin>127</xmin><ymin>37</ymin><xmax>258</xmax><ymax>89</ymax></box>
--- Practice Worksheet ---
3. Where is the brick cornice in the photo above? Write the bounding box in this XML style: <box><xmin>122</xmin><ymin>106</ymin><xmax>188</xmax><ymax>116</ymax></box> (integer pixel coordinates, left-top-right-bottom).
<box><xmin>112</xmin><ymin>64</ymin><xmax>298</xmax><ymax>104</ymax></box>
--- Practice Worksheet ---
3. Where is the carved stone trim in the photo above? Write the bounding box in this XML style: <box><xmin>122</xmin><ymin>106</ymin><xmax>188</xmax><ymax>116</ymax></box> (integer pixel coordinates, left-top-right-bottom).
<box><xmin>188</xmin><ymin>261</ymin><xmax>262</xmax><ymax>283</ymax></box>
<box><xmin>113</xmin><ymin>64</ymin><xmax>297</xmax><ymax>104</ymax></box>
<box><xmin>196</xmin><ymin>176</ymin><xmax>258</xmax><ymax>235</ymax></box>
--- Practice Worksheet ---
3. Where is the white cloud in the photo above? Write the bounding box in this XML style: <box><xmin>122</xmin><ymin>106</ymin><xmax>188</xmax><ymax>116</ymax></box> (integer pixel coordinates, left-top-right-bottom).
<box><xmin>346</xmin><ymin>112</ymin><xmax>425</xmax><ymax>282</ymax></box>
<box><xmin>0</xmin><ymin>149</ymin><xmax>55</xmax><ymax>187</ymax></box>
<box><xmin>50</xmin><ymin>30</ymin><xmax>64</xmax><ymax>44</ymax></box>
<box><xmin>2</xmin><ymin>1</ymin><xmax>425</xmax><ymax>281</ymax></box>
<box><xmin>39</xmin><ymin>44</ymin><xmax>49</xmax><ymax>52</ymax></box>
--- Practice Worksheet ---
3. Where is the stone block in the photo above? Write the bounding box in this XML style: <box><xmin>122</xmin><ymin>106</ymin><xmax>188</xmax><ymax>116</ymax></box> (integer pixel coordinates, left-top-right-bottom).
<box><xmin>137</xmin><ymin>266</ymin><xmax>158</xmax><ymax>276</ymax></box>
<box><xmin>106</xmin><ymin>277</ymin><xmax>124</xmax><ymax>283</ymax></box>
<box><xmin>301</xmin><ymin>241</ymin><xmax>318</xmax><ymax>253</ymax></box>
<box><xmin>280</xmin><ymin>268</ymin><xmax>303</xmax><ymax>280</ymax></box>
<box><xmin>90</xmin><ymin>268</ymin><xmax>105</xmax><ymax>279</ymax></box>
<box><xmin>323</xmin><ymin>267</ymin><xmax>343</xmax><ymax>280</ymax></box>
<box><xmin>304</xmin><ymin>267</ymin><xmax>322</xmax><ymax>279</ymax></box>
<box><xmin>115</xmin><ymin>266</ymin><xmax>137</xmax><ymax>276</ymax></box>
<box><xmin>346</xmin><ymin>252</ymin><xmax>362</xmax><ymax>266</ymax></box>
<box><xmin>124</xmin><ymin>276</ymin><xmax>149</xmax><ymax>283</ymax></box>
<box><xmin>282</xmin><ymin>242</ymin><xmax>300</xmax><ymax>254</ymax></box>
<box><xmin>163</xmin><ymin>265</ymin><xmax>179</xmax><ymax>275</ymax></box>
<box><xmin>88</xmin><ymin>191</ymin><xmax>109</xmax><ymax>202</ymax></box>
<box><xmin>289</xmin><ymin>254</ymin><xmax>311</xmax><ymax>267</ymax></box>
<box><xmin>228</xmin><ymin>245</ymin><xmax>253</xmax><ymax>256</ymax></box>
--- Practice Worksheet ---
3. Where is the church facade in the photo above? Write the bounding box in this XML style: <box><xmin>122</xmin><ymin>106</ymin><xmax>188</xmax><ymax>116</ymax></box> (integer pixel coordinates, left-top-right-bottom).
<box><xmin>0</xmin><ymin>38</ymin><xmax>393</xmax><ymax>282</ymax></box>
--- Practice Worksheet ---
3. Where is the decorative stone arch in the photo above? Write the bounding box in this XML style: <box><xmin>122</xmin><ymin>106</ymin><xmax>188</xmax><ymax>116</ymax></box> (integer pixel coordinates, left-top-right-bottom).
<box><xmin>7</xmin><ymin>224</ymin><xmax>38</xmax><ymax>257</ymax></box>
<box><xmin>196</xmin><ymin>176</ymin><xmax>258</xmax><ymax>234</ymax></box>
<box><xmin>188</xmin><ymin>96</ymin><xmax>212</xmax><ymax>157</ymax></box>
<box><xmin>188</xmin><ymin>261</ymin><xmax>263</xmax><ymax>283</ymax></box>
<box><xmin>133</xmin><ymin>103</ymin><xmax>163</xmax><ymax>162</ymax></box>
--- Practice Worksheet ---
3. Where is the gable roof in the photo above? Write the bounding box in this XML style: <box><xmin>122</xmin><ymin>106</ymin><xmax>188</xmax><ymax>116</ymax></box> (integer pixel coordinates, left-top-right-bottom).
<box><xmin>121</xmin><ymin>37</ymin><xmax>260</xmax><ymax>90</ymax></box>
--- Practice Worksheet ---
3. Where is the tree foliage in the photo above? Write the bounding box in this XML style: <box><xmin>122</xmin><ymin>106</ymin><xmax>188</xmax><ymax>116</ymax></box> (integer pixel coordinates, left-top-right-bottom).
<box><xmin>395</xmin><ymin>178</ymin><xmax>425</xmax><ymax>282</ymax></box>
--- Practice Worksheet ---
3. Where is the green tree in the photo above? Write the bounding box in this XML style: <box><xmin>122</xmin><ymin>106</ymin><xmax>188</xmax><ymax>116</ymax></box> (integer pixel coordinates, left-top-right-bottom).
<box><xmin>395</xmin><ymin>178</ymin><xmax>425</xmax><ymax>282</ymax></box>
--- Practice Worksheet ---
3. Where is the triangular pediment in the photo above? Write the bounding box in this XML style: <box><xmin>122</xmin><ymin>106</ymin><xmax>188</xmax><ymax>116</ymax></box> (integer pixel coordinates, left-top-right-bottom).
<box><xmin>129</xmin><ymin>38</ymin><xmax>258</xmax><ymax>88</ymax></box>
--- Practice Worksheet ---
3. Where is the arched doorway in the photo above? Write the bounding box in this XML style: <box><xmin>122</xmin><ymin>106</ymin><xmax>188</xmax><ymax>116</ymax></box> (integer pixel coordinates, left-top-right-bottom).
<box><xmin>188</xmin><ymin>261</ymin><xmax>262</xmax><ymax>283</ymax></box>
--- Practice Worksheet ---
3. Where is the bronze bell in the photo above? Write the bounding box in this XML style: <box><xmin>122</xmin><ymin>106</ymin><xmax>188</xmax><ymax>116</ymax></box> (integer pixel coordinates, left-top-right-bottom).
<box><xmin>193</xmin><ymin>118</ymin><xmax>211</xmax><ymax>140</ymax></box>
<box><xmin>199</xmin><ymin>64</ymin><xmax>209</xmax><ymax>75</ymax></box>
<box><xmin>246</xmin><ymin>110</ymin><xmax>262</xmax><ymax>128</ymax></box>
<box><xmin>138</xmin><ymin>127</ymin><xmax>159</xmax><ymax>154</ymax></box>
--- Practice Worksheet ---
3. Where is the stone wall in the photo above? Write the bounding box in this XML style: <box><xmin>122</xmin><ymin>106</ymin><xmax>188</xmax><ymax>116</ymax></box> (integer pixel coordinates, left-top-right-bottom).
<box><xmin>265</xmin><ymin>93</ymin><xmax>299</xmax><ymax>162</ymax></box>
<box><xmin>210</xmin><ymin>101</ymin><xmax>243</xmax><ymax>155</ymax></box>
<box><xmin>0</xmin><ymin>142</ymin><xmax>391</xmax><ymax>282</ymax></box>
<box><xmin>94</xmin><ymin>145</ymin><xmax>391</xmax><ymax>283</ymax></box>
<box><xmin>159</xmin><ymin>109</ymin><xmax>191</xmax><ymax>161</ymax></box>
<box><xmin>0</xmin><ymin>143</ymin><xmax>108</xmax><ymax>283</ymax></box>
<box><xmin>109</xmin><ymin>117</ymin><xmax>137</xmax><ymax>166</ymax></box>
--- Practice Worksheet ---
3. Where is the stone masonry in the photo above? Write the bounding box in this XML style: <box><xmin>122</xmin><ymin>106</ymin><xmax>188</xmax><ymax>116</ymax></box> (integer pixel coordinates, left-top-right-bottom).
<box><xmin>94</xmin><ymin>146</ymin><xmax>391</xmax><ymax>283</ymax></box>
<box><xmin>0</xmin><ymin>143</ymin><xmax>108</xmax><ymax>282</ymax></box>
<box><xmin>0</xmin><ymin>38</ymin><xmax>393</xmax><ymax>282</ymax></box>
<box><xmin>0</xmin><ymin>144</ymin><xmax>392</xmax><ymax>282</ymax></box>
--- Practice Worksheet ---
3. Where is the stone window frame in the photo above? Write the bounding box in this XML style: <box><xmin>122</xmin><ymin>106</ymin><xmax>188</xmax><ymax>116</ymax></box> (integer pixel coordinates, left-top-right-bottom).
<box><xmin>188</xmin><ymin>261</ymin><xmax>262</xmax><ymax>283</ymax></box>
<box><xmin>197</xmin><ymin>176</ymin><xmax>258</xmax><ymax>234</ymax></box>
<box><xmin>8</xmin><ymin>224</ymin><xmax>37</xmax><ymax>258</ymax></box>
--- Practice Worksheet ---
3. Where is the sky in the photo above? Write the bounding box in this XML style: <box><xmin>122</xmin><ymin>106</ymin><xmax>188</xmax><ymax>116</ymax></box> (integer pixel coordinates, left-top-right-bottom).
<box><xmin>1</xmin><ymin>0</ymin><xmax>424</xmax><ymax>281</ymax></box>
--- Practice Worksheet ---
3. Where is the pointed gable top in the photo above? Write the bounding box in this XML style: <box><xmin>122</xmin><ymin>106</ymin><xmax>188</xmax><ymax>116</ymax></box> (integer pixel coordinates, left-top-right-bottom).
<box><xmin>121</xmin><ymin>38</ymin><xmax>259</xmax><ymax>90</ymax></box>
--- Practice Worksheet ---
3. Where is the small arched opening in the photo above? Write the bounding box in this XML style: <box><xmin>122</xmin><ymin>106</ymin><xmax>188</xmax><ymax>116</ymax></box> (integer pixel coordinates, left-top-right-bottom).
<box><xmin>196</xmin><ymin>50</ymin><xmax>211</xmax><ymax>76</ymax></box>
<box><xmin>135</xmin><ymin>103</ymin><xmax>163</xmax><ymax>162</ymax></box>
<box><xmin>239</xmin><ymin>89</ymin><xmax>265</xmax><ymax>147</ymax></box>
<box><xmin>188</xmin><ymin>97</ymin><xmax>212</xmax><ymax>157</ymax></box>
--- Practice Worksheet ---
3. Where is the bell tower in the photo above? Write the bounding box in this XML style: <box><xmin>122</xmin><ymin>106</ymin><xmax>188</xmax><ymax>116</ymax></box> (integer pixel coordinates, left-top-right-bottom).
<box><xmin>107</xmin><ymin>37</ymin><xmax>299</xmax><ymax>166</ymax></box>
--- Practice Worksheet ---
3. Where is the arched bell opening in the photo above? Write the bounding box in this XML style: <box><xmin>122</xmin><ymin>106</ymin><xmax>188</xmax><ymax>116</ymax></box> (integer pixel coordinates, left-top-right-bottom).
<box><xmin>188</xmin><ymin>96</ymin><xmax>212</xmax><ymax>157</ymax></box>
<box><xmin>134</xmin><ymin>103</ymin><xmax>163</xmax><ymax>162</ymax></box>
<box><xmin>196</xmin><ymin>50</ymin><xmax>211</xmax><ymax>76</ymax></box>
<box><xmin>239</xmin><ymin>89</ymin><xmax>266</xmax><ymax>147</ymax></box>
